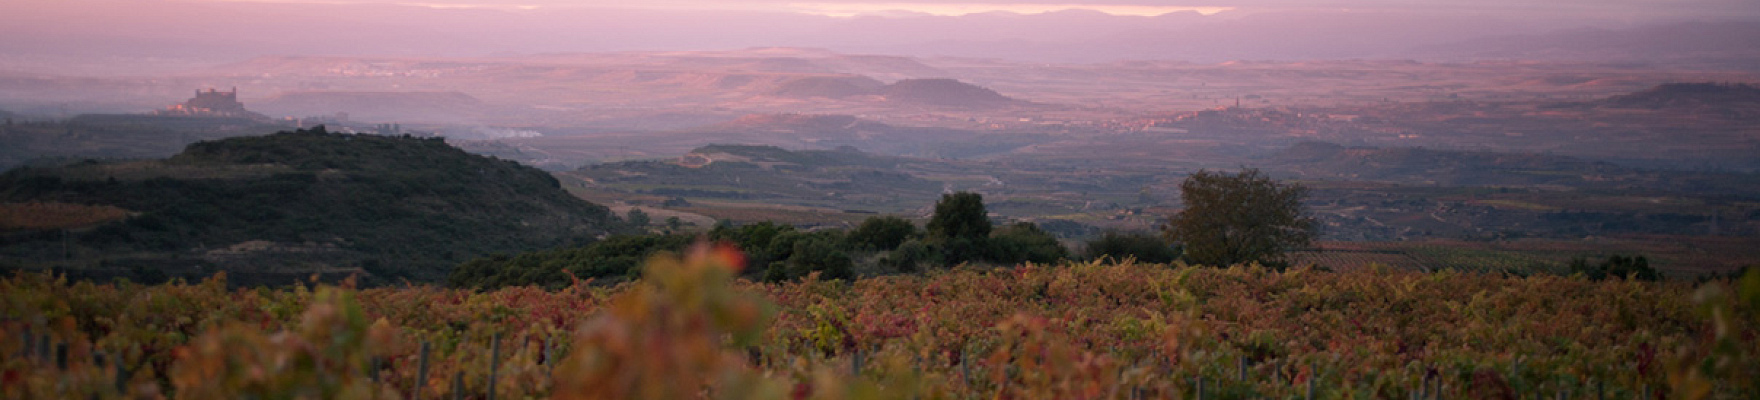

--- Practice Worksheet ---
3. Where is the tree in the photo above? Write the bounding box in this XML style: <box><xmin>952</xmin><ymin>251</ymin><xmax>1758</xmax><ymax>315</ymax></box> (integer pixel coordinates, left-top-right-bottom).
<box><xmin>989</xmin><ymin>222</ymin><xmax>1068</xmax><ymax>265</ymax></box>
<box><xmin>927</xmin><ymin>192</ymin><xmax>991</xmax><ymax>266</ymax></box>
<box><xmin>927</xmin><ymin>192</ymin><xmax>990</xmax><ymax>240</ymax></box>
<box><xmin>1163</xmin><ymin>168</ymin><xmax>1315</xmax><ymax>268</ymax></box>
<box><xmin>785</xmin><ymin>236</ymin><xmax>854</xmax><ymax>281</ymax></box>
<box><xmin>625</xmin><ymin>208</ymin><xmax>651</xmax><ymax>228</ymax></box>
<box><xmin>847</xmin><ymin>215</ymin><xmax>918</xmax><ymax>251</ymax></box>
<box><xmin>882</xmin><ymin>239</ymin><xmax>935</xmax><ymax>273</ymax></box>
<box><xmin>1570</xmin><ymin>254</ymin><xmax>1660</xmax><ymax>281</ymax></box>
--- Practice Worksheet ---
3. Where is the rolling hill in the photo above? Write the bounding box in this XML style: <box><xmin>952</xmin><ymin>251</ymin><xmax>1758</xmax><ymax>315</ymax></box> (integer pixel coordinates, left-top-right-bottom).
<box><xmin>0</xmin><ymin>127</ymin><xmax>625</xmax><ymax>285</ymax></box>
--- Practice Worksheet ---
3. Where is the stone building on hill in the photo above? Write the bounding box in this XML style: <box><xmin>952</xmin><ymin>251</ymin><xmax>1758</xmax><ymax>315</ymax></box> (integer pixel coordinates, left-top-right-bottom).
<box><xmin>157</xmin><ymin>88</ymin><xmax>270</xmax><ymax>120</ymax></box>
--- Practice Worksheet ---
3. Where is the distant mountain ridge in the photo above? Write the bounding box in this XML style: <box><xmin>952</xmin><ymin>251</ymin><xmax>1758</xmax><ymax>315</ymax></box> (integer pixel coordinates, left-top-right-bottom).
<box><xmin>1271</xmin><ymin>141</ymin><xmax>1625</xmax><ymax>186</ymax></box>
<box><xmin>1269</xmin><ymin>141</ymin><xmax>1760</xmax><ymax>197</ymax></box>
<box><xmin>1406</xmin><ymin>20</ymin><xmax>1760</xmax><ymax>67</ymax></box>
<box><xmin>880</xmin><ymin>78</ymin><xmax>1021</xmax><ymax>107</ymax></box>
<box><xmin>0</xmin><ymin>127</ymin><xmax>624</xmax><ymax>285</ymax></box>
<box><xmin>1603</xmin><ymin>82</ymin><xmax>1760</xmax><ymax>109</ymax></box>
<box><xmin>766</xmin><ymin>77</ymin><xmax>1024</xmax><ymax>108</ymax></box>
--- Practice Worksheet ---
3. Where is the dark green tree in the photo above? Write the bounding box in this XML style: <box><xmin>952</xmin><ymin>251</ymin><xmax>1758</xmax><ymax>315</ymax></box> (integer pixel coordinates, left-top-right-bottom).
<box><xmin>847</xmin><ymin>215</ymin><xmax>918</xmax><ymax>250</ymax></box>
<box><xmin>1570</xmin><ymin>254</ymin><xmax>1660</xmax><ymax>281</ymax></box>
<box><xmin>927</xmin><ymin>191</ymin><xmax>991</xmax><ymax>265</ymax></box>
<box><xmin>1163</xmin><ymin>168</ymin><xmax>1315</xmax><ymax>268</ymax></box>
<box><xmin>785</xmin><ymin>236</ymin><xmax>855</xmax><ymax>281</ymax></box>
<box><xmin>709</xmin><ymin>221</ymin><xmax>796</xmax><ymax>268</ymax></box>
<box><xmin>989</xmin><ymin>222</ymin><xmax>1068</xmax><ymax>265</ymax></box>
<box><xmin>882</xmin><ymin>239</ymin><xmax>935</xmax><ymax>273</ymax></box>
<box><xmin>928</xmin><ymin>192</ymin><xmax>991</xmax><ymax>240</ymax></box>
<box><xmin>1084</xmin><ymin>231</ymin><xmax>1179</xmax><ymax>264</ymax></box>
<box><xmin>625</xmin><ymin>208</ymin><xmax>651</xmax><ymax>228</ymax></box>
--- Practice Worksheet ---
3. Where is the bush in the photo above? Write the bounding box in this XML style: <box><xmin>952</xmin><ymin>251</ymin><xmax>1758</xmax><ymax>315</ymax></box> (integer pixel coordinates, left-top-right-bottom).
<box><xmin>846</xmin><ymin>215</ymin><xmax>917</xmax><ymax>251</ymax></box>
<box><xmin>447</xmin><ymin>234</ymin><xmax>694</xmax><ymax>290</ymax></box>
<box><xmin>1083</xmin><ymin>231</ymin><xmax>1179</xmax><ymax>264</ymax></box>
<box><xmin>709</xmin><ymin>221</ymin><xmax>796</xmax><ymax>268</ymax></box>
<box><xmin>989</xmin><ymin>222</ymin><xmax>1068</xmax><ymax>265</ymax></box>
<box><xmin>882</xmin><ymin>239</ymin><xmax>936</xmax><ymax>273</ymax></box>
<box><xmin>1570</xmin><ymin>254</ymin><xmax>1661</xmax><ymax>281</ymax></box>
<box><xmin>785</xmin><ymin>236</ymin><xmax>854</xmax><ymax>281</ymax></box>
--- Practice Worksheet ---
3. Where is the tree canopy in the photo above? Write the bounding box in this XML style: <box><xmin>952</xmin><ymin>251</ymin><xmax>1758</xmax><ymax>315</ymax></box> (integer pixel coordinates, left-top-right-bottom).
<box><xmin>1163</xmin><ymin>168</ymin><xmax>1315</xmax><ymax>268</ymax></box>
<box><xmin>927</xmin><ymin>191</ymin><xmax>992</xmax><ymax>265</ymax></box>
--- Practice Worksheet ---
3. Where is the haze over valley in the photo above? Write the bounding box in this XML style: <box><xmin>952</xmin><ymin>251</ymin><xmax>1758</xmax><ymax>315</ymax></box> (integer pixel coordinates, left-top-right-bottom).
<box><xmin>9</xmin><ymin>2</ymin><xmax>1760</xmax><ymax>398</ymax></box>
<box><xmin>5</xmin><ymin>0</ymin><xmax>1760</xmax><ymax>278</ymax></box>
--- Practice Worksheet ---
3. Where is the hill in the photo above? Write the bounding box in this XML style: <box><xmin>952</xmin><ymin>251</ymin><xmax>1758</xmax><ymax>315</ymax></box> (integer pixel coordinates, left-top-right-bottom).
<box><xmin>0</xmin><ymin>114</ymin><xmax>288</xmax><ymax>170</ymax></box>
<box><xmin>1602</xmin><ymin>82</ymin><xmax>1760</xmax><ymax>109</ymax></box>
<box><xmin>763</xmin><ymin>77</ymin><xmax>1024</xmax><ymax>109</ymax></box>
<box><xmin>1271</xmin><ymin>141</ymin><xmax>1629</xmax><ymax>186</ymax></box>
<box><xmin>1269</xmin><ymin>141</ymin><xmax>1760</xmax><ymax>197</ymax></box>
<box><xmin>0</xmin><ymin>127</ymin><xmax>624</xmax><ymax>285</ymax></box>
<box><xmin>765</xmin><ymin>76</ymin><xmax>886</xmax><ymax>99</ymax></box>
<box><xmin>572</xmin><ymin>144</ymin><xmax>944</xmax><ymax>216</ymax></box>
<box><xmin>880</xmin><ymin>78</ymin><xmax>1021</xmax><ymax>108</ymax></box>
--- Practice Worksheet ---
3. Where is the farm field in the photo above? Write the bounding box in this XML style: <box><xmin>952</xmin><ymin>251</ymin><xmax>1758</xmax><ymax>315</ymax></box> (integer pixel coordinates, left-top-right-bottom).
<box><xmin>4</xmin><ymin>247</ymin><xmax>1755</xmax><ymax>399</ymax></box>
<box><xmin>1291</xmin><ymin>236</ymin><xmax>1760</xmax><ymax>277</ymax></box>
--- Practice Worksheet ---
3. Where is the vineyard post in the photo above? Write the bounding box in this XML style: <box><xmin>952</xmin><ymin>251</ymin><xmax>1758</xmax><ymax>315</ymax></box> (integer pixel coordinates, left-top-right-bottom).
<box><xmin>489</xmin><ymin>333</ymin><xmax>501</xmax><ymax>400</ymax></box>
<box><xmin>1509</xmin><ymin>360</ymin><xmax>1521</xmax><ymax>389</ymax></box>
<box><xmin>1237</xmin><ymin>356</ymin><xmax>1247</xmax><ymax>382</ymax></box>
<box><xmin>20</xmin><ymin>327</ymin><xmax>32</xmax><ymax>362</ymax></box>
<box><xmin>369</xmin><ymin>356</ymin><xmax>380</xmax><ymax>383</ymax></box>
<box><xmin>1305</xmin><ymin>367</ymin><xmax>1315</xmax><ymax>400</ymax></box>
<box><xmin>55</xmin><ymin>342</ymin><xmax>67</xmax><ymax>370</ymax></box>
<box><xmin>452</xmin><ymin>370</ymin><xmax>465</xmax><ymax>400</ymax></box>
<box><xmin>1195</xmin><ymin>375</ymin><xmax>1205</xmax><ymax>400</ymax></box>
<box><xmin>113</xmin><ymin>356</ymin><xmax>129</xmax><ymax>394</ymax></box>
<box><xmin>1418</xmin><ymin>372</ymin><xmax>1428</xmax><ymax>400</ymax></box>
<box><xmin>851</xmin><ymin>348</ymin><xmax>863</xmax><ymax>376</ymax></box>
<box><xmin>38</xmin><ymin>333</ymin><xmax>51</xmax><ymax>365</ymax></box>
<box><xmin>1641</xmin><ymin>384</ymin><xmax>1648</xmax><ymax>400</ymax></box>
<box><xmin>541</xmin><ymin>337</ymin><xmax>552</xmax><ymax>366</ymax></box>
<box><xmin>416</xmin><ymin>342</ymin><xmax>431</xmax><ymax>400</ymax></box>
<box><xmin>1595</xmin><ymin>380</ymin><xmax>1603</xmax><ymax>400</ymax></box>
<box><xmin>1433</xmin><ymin>371</ymin><xmax>1442</xmax><ymax>400</ymax></box>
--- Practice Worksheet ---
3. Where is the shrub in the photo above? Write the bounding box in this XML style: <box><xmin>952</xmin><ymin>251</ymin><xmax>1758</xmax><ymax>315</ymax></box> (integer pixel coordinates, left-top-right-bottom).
<box><xmin>846</xmin><ymin>215</ymin><xmax>918</xmax><ymax>251</ymax></box>
<box><xmin>1083</xmin><ymin>231</ymin><xmax>1179</xmax><ymax>264</ymax></box>
<box><xmin>989</xmin><ymin>222</ymin><xmax>1068</xmax><ymax>265</ymax></box>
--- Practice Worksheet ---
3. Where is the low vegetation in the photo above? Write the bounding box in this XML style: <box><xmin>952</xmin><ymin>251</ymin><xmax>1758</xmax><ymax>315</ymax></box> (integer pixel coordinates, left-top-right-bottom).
<box><xmin>3</xmin><ymin>248</ymin><xmax>1755</xmax><ymax>399</ymax></box>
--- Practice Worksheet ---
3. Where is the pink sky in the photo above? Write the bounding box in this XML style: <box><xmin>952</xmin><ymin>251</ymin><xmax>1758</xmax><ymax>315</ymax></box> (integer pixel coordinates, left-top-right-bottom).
<box><xmin>32</xmin><ymin>0</ymin><xmax>1760</xmax><ymax>17</ymax></box>
<box><xmin>2</xmin><ymin>0</ymin><xmax>1756</xmax><ymax>69</ymax></box>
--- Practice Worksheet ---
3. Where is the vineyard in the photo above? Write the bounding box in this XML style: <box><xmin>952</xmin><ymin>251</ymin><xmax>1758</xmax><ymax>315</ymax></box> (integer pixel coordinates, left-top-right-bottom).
<box><xmin>3</xmin><ymin>245</ymin><xmax>1757</xmax><ymax>399</ymax></box>
<box><xmin>0</xmin><ymin>202</ymin><xmax>131</xmax><ymax>231</ymax></box>
<box><xmin>1289</xmin><ymin>238</ymin><xmax>1760</xmax><ymax>277</ymax></box>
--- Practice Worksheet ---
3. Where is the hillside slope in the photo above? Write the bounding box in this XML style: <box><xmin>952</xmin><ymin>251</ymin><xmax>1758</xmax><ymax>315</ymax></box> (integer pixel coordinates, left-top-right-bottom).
<box><xmin>0</xmin><ymin>127</ymin><xmax>624</xmax><ymax>285</ymax></box>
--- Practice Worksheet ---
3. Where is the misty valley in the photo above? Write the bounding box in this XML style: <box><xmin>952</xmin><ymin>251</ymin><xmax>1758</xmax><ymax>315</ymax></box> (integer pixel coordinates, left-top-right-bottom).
<box><xmin>5</xmin><ymin>52</ymin><xmax>1758</xmax><ymax>281</ymax></box>
<box><xmin>3</xmin><ymin>3</ymin><xmax>1760</xmax><ymax>398</ymax></box>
